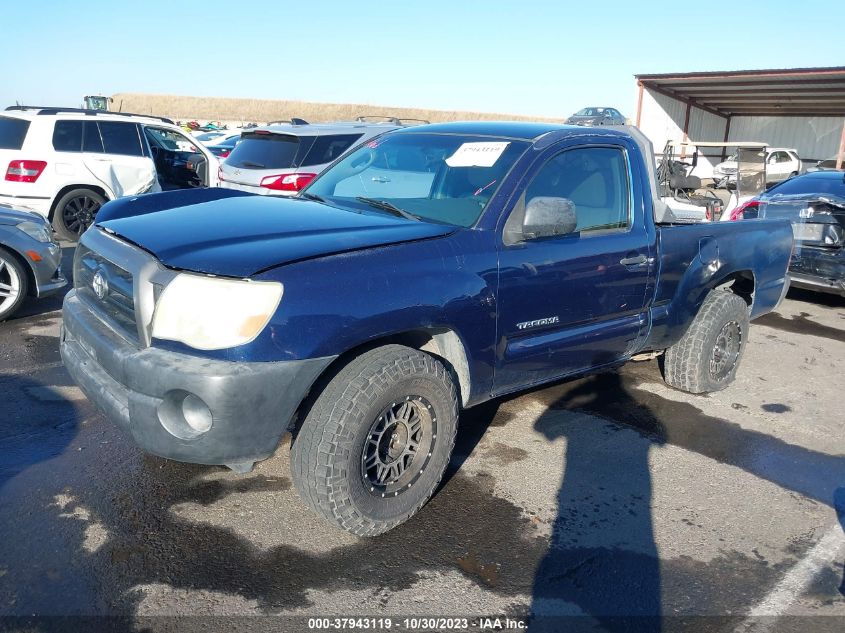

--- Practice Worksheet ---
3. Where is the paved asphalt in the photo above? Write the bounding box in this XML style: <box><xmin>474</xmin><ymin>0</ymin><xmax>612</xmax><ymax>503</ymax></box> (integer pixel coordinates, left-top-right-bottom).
<box><xmin>0</xmin><ymin>245</ymin><xmax>844</xmax><ymax>632</ymax></box>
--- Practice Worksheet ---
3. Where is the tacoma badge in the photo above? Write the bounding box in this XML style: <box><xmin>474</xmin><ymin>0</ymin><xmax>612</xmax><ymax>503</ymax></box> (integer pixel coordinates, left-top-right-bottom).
<box><xmin>516</xmin><ymin>316</ymin><xmax>559</xmax><ymax>330</ymax></box>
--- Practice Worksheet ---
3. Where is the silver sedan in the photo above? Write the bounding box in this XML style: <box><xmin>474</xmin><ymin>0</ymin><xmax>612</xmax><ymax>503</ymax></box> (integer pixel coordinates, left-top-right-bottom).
<box><xmin>0</xmin><ymin>204</ymin><xmax>67</xmax><ymax>321</ymax></box>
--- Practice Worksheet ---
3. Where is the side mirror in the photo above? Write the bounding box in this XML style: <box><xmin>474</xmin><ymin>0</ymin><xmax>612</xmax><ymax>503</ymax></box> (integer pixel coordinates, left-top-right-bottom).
<box><xmin>523</xmin><ymin>196</ymin><xmax>577</xmax><ymax>240</ymax></box>
<box><xmin>691</xmin><ymin>151</ymin><xmax>698</xmax><ymax>168</ymax></box>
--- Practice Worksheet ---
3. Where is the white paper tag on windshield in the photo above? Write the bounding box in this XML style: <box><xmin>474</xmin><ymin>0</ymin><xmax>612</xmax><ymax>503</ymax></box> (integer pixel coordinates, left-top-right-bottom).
<box><xmin>445</xmin><ymin>142</ymin><xmax>510</xmax><ymax>167</ymax></box>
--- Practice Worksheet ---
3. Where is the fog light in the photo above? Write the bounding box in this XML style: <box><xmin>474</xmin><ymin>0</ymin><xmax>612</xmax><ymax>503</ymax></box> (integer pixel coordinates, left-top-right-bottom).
<box><xmin>182</xmin><ymin>394</ymin><xmax>213</xmax><ymax>433</ymax></box>
<box><xmin>157</xmin><ymin>390</ymin><xmax>213</xmax><ymax>440</ymax></box>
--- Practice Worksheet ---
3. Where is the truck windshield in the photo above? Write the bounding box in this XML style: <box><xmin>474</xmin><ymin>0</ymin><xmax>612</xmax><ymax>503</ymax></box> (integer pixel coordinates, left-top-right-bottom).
<box><xmin>304</xmin><ymin>133</ymin><xmax>530</xmax><ymax>227</ymax></box>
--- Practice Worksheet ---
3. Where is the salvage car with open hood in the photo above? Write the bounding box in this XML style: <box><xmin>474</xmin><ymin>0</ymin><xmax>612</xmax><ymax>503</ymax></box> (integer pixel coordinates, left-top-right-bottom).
<box><xmin>730</xmin><ymin>170</ymin><xmax>845</xmax><ymax>297</ymax></box>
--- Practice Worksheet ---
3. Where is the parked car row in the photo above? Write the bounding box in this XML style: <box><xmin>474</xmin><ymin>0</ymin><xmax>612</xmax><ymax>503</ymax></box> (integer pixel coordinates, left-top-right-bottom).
<box><xmin>0</xmin><ymin>99</ymin><xmax>841</xmax><ymax>322</ymax></box>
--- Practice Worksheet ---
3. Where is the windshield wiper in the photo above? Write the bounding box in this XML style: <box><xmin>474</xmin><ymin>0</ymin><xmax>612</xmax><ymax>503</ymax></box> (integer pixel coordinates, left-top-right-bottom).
<box><xmin>355</xmin><ymin>197</ymin><xmax>420</xmax><ymax>221</ymax></box>
<box><xmin>300</xmin><ymin>192</ymin><xmax>324</xmax><ymax>203</ymax></box>
<box><xmin>240</xmin><ymin>160</ymin><xmax>265</xmax><ymax>168</ymax></box>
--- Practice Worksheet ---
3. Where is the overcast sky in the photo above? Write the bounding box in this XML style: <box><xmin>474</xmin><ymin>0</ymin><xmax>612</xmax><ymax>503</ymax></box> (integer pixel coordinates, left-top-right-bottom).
<box><xmin>2</xmin><ymin>0</ymin><xmax>844</xmax><ymax>119</ymax></box>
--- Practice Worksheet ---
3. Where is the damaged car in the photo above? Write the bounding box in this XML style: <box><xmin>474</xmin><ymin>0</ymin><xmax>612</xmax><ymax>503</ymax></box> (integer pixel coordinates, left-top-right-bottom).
<box><xmin>61</xmin><ymin>122</ymin><xmax>792</xmax><ymax>535</ymax></box>
<box><xmin>0</xmin><ymin>203</ymin><xmax>66</xmax><ymax>321</ymax></box>
<box><xmin>0</xmin><ymin>107</ymin><xmax>219</xmax><ymax>241</ymax></box>
<box><xmin>729</xmin><ymin>170</ymin><xmax>845</xmax><ymax>297</ymax></box>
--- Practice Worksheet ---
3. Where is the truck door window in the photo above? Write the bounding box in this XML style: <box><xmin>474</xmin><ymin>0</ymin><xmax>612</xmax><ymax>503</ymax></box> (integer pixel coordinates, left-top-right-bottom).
<box><xmin>523</xmin><ymin>146</ymin><xmax>630</xmax><ymax>234</ymax></box>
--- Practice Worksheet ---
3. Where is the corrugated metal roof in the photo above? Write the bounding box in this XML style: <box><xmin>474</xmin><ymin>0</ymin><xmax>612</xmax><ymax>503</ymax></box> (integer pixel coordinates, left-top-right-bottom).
<box><xmin>635</xmin><ymin>67</ymin><xmax>845</xmax><ymax>117</ymax></box>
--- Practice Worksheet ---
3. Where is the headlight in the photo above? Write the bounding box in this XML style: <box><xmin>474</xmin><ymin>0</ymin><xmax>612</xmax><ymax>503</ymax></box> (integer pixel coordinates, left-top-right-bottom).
<box><xmin>17</xmin><ymin>220</ymin><xmax>52</xmax><ymax>243</ymax></box>
<box><xmin>151</xmin><ymin>274</ymin><xmax>283</xmax><ymax>350</ymax></box>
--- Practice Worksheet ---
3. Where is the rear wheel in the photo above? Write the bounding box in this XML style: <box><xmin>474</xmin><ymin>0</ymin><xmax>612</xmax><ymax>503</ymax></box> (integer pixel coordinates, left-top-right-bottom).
<box><xmin>663</xmin><ymin>291</ymin><xmax>749</xmax><ymax>394</ymax></box>
<box><xmin>291</xmin><ymin>345</ymin><xmax>459</xmax><ymax>536</ymax></box>
<box><xmin>52</xmin><ymin>188</ymin><xmax>106</xmax><ymax>242</ymax></box>
<box><xmin>0</xmin><ymin>247</ymin><xmax>29</xmax><ymax>322</ymax></box>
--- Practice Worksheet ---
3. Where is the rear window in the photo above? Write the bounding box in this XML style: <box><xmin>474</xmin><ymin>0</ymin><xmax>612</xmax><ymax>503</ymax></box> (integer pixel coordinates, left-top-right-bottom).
<box><xmin>301</xmin><ymin>134</ymin><xmax>363</xmax><ymax>167</ymax></box>
<box><xmin>225</xmin><ymin>132</ymin><xmax>301</xmax><ymax>169</ymax></box>
<box><xmin>98</xmin><ymin>122</ymin><xmax>144</xmax><ymax>156</ymax></box>
<box><xmin>0</xmin><ymin>116</ymin><xmax>30</xmax><ymax>150</ymax></box>
<box><xmin>766</xmin><ymin>176</ymin><xmax>845</xmax><ymax>197</ymax></box>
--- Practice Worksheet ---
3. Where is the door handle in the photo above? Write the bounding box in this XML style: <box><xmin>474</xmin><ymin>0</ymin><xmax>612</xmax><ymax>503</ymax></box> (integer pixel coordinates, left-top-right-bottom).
<box><xmin>620</xmin><ymin>253</ymin><xmax>648</xmax><ymax>266</ymax></box>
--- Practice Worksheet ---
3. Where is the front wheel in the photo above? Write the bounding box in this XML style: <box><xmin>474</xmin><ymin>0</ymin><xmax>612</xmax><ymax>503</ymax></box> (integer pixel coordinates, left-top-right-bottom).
<box><xmin>663</xmin><ymin>291</ymin><xmax>749</xmax><ymax>394</ymax></box>
<box><xmin>0</xmin><ymin>247</ymin><xmax>29</xmax><ymax>322</ymax></box>
<box><xmin>291</xmin><ymin>345</ymin><xmax>459</xmax><ymax>536</ymax></box>
<box><xmin>52</xmin><ymin>188</ymin><xmax>106</xmax><ymax>242</ymax></box>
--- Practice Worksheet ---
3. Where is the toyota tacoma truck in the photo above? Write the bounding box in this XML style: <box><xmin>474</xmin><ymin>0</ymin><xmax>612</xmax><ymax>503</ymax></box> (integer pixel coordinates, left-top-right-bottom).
<box><xmin>60</xmin><ymin>123</ymin><xmax>792</xmax><ymax>536</ymax></box>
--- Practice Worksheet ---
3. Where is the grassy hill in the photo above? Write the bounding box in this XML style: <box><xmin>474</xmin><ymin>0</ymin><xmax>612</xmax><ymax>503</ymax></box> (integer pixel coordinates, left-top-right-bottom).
<box><xmin>111</xmin><ymin>93</ymin><xmax>562</xmax><ymax>125</ymax></box>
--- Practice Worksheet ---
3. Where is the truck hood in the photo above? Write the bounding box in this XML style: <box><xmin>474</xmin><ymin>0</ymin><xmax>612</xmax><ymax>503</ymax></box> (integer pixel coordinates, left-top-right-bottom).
<box><xmin>97</xmin><ymin>194</ymin><xmax>456</xmax><ymax>277</ymax></box>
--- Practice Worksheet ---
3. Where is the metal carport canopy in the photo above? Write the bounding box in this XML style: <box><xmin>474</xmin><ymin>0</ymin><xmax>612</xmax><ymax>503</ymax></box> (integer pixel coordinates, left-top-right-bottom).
<box><xmin>635</xmin><ymin>66</ymin><xmax>845</xmax><ymax>117</ymax></box>
<box><xmin>635</xmin><ymin>66</ymin><xmax>845</xmax><ymax>168</ymax></box>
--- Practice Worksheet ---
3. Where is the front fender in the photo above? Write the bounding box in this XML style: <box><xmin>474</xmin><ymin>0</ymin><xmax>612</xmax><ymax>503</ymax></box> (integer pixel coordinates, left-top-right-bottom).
<box><xmin>154</xmin><ymin>230</ymin><xmax>500</xmax><ymax>404</ymax></box>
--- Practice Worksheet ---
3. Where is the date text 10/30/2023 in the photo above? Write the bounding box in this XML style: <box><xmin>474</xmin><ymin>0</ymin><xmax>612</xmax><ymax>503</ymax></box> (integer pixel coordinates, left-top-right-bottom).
<box><xmin>307</xmin><ymin>617</ymin><xmax>528</xmax><ymax>630</ymax></box>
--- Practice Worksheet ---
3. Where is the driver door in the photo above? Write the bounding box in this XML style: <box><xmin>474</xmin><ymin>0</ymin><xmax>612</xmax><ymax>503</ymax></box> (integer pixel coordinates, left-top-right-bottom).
<box><xmin>493</xmin><ymin>140</ymin><xmax>654</xmax><ymax>395</ymax></box>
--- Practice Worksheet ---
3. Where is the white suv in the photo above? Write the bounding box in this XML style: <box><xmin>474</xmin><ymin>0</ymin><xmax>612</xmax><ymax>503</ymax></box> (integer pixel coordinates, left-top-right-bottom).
<box><xmin>0</xmin><ymin>107</ymin><xmax>219</xmax><ymax>241</ymax></box>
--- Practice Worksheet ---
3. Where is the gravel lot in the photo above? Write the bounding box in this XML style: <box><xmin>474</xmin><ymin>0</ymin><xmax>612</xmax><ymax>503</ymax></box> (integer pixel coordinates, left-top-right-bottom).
<box><xmin>1</xmin><ymin>245</ymin><xmax>843</xmax><ymax>632</ymax></box>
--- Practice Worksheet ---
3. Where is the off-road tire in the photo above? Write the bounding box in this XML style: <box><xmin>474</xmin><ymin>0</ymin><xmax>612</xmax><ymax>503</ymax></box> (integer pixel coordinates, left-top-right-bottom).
<box><xmin>291</xmin><ymin>345</ymin><xmax>459</xmax><ymax>536</ymax></box>
<box><xmin>52</xmin><ymin>188</ymin><xmax>106</xmax><ymax>242</ymax></box>
<box><xmin>663</xmin><ymin>291</ymin><xmax>749</xmax><ymax>394</ymax></box>
<box><xmin>0</xmin><ymin>247</ymin><xmax>29</xmax><ymax>322</ymax></box>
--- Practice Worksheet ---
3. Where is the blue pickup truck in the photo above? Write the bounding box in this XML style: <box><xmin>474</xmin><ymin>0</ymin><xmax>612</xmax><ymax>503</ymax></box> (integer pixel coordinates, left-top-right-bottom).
<box><xmin>61</xmin><ymin>122</ymin><xmax>792</xmax><ymax>536</ymax></box>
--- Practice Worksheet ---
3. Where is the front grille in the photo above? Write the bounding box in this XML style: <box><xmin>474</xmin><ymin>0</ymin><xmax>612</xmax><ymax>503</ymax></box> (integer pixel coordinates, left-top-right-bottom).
<box><xmin>74</xmin><ymin>244</ymin><xmax>137</xmax><ymax>341</ymax></box>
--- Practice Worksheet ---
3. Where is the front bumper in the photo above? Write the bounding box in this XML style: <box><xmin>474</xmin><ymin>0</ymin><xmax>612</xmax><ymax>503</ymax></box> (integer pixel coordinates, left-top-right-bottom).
<box><xmin>32</xmin><ymin>241</ymin><xmax>67</xmax><ymax>298</ymax></box>
<box><xmin>61</xmin><ymin>291</ymin><xmax>335</xmax><ymax>465</ymax></box>
<box><xmin>0</xmin><ymin>222</ymin><xmax>66</xmax><ymax>298</ymax></box>
<box><xmin>788</xmin><ymin>272</ymin><xmax>845</xmax><ymax>296</ymax></box>
<box><xmin>788</xmin><ymin>247</ymin><xmax>845</xmax><ymax>297</ymax></box>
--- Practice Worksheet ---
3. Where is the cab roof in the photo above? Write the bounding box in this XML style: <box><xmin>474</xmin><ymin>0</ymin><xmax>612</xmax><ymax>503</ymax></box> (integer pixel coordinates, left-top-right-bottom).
<box><xmin>392</xmin><ymin>121</ymin><xmax>571</xmax><ymax>140</ymax></box>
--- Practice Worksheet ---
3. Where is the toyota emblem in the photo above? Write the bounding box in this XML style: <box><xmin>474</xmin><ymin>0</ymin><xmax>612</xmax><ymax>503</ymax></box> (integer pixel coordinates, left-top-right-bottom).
<box><xmin>92</xmin><ymin>270</ymin><xmax>108</xmax><ymax>300</ymax></box>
